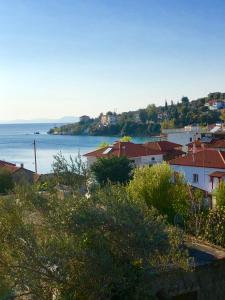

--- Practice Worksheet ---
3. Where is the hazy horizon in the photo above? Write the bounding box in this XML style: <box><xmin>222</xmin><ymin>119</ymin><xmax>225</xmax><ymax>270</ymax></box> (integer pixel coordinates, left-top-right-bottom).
<box><xmin>1</xmin><ymin>0</ymin><xmax>225</xmax><ymax>120</ymax></box>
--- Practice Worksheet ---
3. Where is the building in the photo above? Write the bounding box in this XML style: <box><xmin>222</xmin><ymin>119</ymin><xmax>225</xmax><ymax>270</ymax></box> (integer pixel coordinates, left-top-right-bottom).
<box><xmin>187</xmin><ymin>138</ymin><xmax>225</xmax><ymax>152</ymax></box>
<box><xmin>134</xmin><ymin>112</ymin><xmax>141</xmax><ymax>123</ymax></box>
<box><xmin>169</xmin><ymin>148</ymin><xmax>225</xmax><ymax>207</ymax></box>
<box><xmin>84</xmin><ymin>141</ymin><xmax>164</xmax><ymax>168</ymax></box>
<box><xmin>79</xmin><ymin>115</ymin><xmax>90</xmax><ymax>123</ymax></box>
<box><xmin>0</xmin><ymin>160</ymin><xmax>39</xmax><ymax>184</ymax></box>
<box><xmin>100</xmin><ymin>114</ymin><xmax>117</xmax><ymax>126</ymax></box>
<box><xmin>144</xmin><ymin>141</ymin><xmax>184</xmax><ymax>161</ymax></box>
<box><xmin>162</xmin><ymin>126</ymin><xmax>202</xmax><ymax>152</ymax></box>
<box><xmin>206</xmin><ymin>99</ymin><xmax>225</xmax><ymax>110</ymax></box>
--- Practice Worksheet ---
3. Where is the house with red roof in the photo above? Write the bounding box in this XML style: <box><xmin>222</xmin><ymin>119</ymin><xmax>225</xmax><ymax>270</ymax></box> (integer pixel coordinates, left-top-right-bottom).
<box><xmin>169</xmin><ymin>148</ymin><xmax>225</xmax><ymax>207</ymax></box>
<box><xmin>84</xmin><ymin>141</ymin><xmax>164</xmax><ymax>168</ymax></box>
<box><xmin>84</xmin><ymin>140</ymin><xmax>184</xmax><ymax>168</ymax></box>
<box><xmin>187</xmin><ymin>138</ymin><xmax>225</xmax><ymax>153</ymax></box>
<box><xmin>0</xmin><ymin>160</ymin><xmax>39</xmax><ymax>184</ymax></box>
<box><xmin>144</xmin><ymin>141</ymin><xmax>184</xmax><ymax>160</ymax></box>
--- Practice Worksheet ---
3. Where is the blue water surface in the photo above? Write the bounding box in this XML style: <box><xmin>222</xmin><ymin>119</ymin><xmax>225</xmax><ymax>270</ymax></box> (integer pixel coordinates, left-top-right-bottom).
<box><xmin>0</xmin><ymin>124</ymin><xmax>152</xmax><ymax>173</ymax></box>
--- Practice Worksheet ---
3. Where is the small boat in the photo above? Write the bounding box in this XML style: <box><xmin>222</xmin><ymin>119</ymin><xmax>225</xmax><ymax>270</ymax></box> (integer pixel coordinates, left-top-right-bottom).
<box><xmin>34</xmin><ymin>131</ymin><xmax>40</xmax><ymax>135</ymax></box>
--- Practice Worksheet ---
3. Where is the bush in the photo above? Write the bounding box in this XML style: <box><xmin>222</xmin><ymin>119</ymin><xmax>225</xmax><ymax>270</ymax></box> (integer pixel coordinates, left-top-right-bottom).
<box><xmin>0</xmin><ymin>184</ymin><xmax>189</xmax><ymax>299</ymax></box>
<box><xmin>0</xmin><ymin>169</ymin><xmax>14</xmax><ymax>194</ymax></box>
<box><xmin>128</xmin><ymin>163</ymin><xmax>189</xmax><ymax>223</ymax></box>
<box><xmin>214</xmin><ymin>182</ymin><xmax>225</xmax><ymax>207</ymax></box>
<box><xmin>91</xmin><ymin>156</ymin><xmax>134</xmax><ymax>185</ymax></box>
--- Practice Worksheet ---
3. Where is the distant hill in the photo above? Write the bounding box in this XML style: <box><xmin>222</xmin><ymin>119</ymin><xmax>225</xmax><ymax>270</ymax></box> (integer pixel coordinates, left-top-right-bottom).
<box><xmin>0</xmin><ymin>116</ymin><xmax>79</xmax><ymax>124</ymax></box>
<box><xmin>49</xmin><ymin>92</ymin><xmax>225</xmax><ymax>137</ymax></box>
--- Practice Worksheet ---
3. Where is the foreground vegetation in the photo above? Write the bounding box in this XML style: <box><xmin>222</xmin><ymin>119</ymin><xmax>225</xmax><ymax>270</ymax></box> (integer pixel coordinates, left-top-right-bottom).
<box><xmin>0</xmin><ymin>184</ymin><xmax>188</xmax><ymax>299</ymax></box>
<box><xmin>0</xmin><ymin>155</ymin><xmax>225</xmax><ymax>299</ymax></box>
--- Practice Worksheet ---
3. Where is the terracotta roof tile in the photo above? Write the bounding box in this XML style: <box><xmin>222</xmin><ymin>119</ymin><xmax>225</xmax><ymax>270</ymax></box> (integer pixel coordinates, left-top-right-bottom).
<box><xmin>84</xmin><ymin>141</ymin><xmax>162</xmax><ymax>158</ymax></box>
<box><xmin>169</xmin><ymin>149</ymin><xmax>225</xmax><ymax>169</ymax></box>
<box><xmin>145</xmin><ymin>141</ymin><xmax>182</xmax><ymax>152</ymax></box>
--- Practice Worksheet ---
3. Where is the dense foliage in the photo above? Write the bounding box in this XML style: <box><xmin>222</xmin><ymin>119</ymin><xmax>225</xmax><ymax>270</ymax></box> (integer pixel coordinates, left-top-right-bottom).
<box><xmin>128</xmin><ymin>163</ymin><xmax>190</xmax><ymax>223</ymax></box>
<box><xmin>49</xmin><ymin>92</ymin><xmax>224</xmax><ymax>137</ymax></box>
<box><xmin>214</xmin><ymin>182</ymin><xmax>225</xmax><ymax>207</ymax></box>
<box><xmin>91</xmin><ymin>156</ymin><xmax>134</xmax><ymax>185</ymax></box>
<box><xmin>0</xmin><ymin>184</ymin><xmax>188</xmax><ymax>299</ymax></box>
<box><xmin>0</xmin><ymin>169</ymin><xmax>14</xmax><ymax>194</ymax></box>
<box><xmin>52</xmin><ymin>152</ymin><xmax>88</xmax><ymax>190</ymax></box>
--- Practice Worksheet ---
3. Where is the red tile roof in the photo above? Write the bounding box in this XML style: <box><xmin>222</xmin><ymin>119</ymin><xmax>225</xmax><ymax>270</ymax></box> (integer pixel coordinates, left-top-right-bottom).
<box><xmin>188</xmin><ymin>139</ymin><xmax>225</xmax><ymax>151</ymax></box>
<box><xmin>0</xmin><ymin>160</ymin><xmax>16</xmax><ymax>168</ymax></box>
<box><xmin>210</xmin><ymin>139</ymin><xmax>225</xmax><ymax>148</ymax></box>
<box><xmin>169</xmin><ymin>149</ymin><xmax>225</xmax><ymax>169</ymax></box>
<box><xmin>209</xmin><ymin>171</ymin><xmax>225</xmax><ymax>178</ymax></box>
<box><xmin>2</xmin><ymin>165</ymin><xmax>20</xmax><ymax>174</ymax></box>
<box><xmin>84</xmin><ymin>141</ymin><xmax>162</xmax><ymax>158</ymax></box>
<box><xmin>145</xmin><ymin>141</ymin><xmax>182</xmax><ymax>152</ymax></box>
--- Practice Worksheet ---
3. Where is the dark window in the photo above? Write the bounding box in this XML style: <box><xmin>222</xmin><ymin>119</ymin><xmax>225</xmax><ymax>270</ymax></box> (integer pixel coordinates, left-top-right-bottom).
<box><xmin>193</xmin><ymin>174</ymin><xmax>199</xmax><ymax>183</ymax></box>
<box><xmin>151</xmin><ymin>157</ymin><xmax>155</xmax><ymax>161</ymax></box>
<box><xmin>190</xmin><ymin>137</ymin><xmax>193</xmax><ymax>142</ymax></box>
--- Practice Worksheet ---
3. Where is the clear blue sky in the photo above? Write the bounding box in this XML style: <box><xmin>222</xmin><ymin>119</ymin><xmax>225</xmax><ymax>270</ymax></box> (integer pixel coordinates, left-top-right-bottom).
<box><xmin>1</xmin><ymin>0</ymin><xmax>225</xmax><ymax>120</ymax></box>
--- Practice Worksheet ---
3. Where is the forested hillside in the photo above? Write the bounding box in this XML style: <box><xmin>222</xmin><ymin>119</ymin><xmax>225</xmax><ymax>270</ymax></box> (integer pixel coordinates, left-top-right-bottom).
<box><xmin>49</xmin><ymin>92</ymin><xmax>224</xmax><ymax>137</ymax></box>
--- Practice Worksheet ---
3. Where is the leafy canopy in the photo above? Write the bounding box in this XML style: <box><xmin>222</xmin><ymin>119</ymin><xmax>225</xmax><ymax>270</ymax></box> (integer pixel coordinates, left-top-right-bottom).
<box><xmin>120</xmin><ymin>136</ymin><xmax>132</xmax><ymax>142</ymax></box>
<box><xmin>0</xmin><ymin>184</ymin><xmax>188</xmax><ymax>300</ymax></box>
<box><xmin>214</xmin><ymin>181</ymin><xmax>225</xmax><ymax>207</ymax></box>
<box><xmin>91</xmin><ymin>156</ymin><xmax>134</xmax><ymax>185</ymax></box>
<box><xmin>128</xmin><ymin>163</ymin><xmax>189</xmax><ymax>222</ymax></box>
<box><xmin>0</xmin><ymin>169</ymin><xmax>14</xmax><ymax>194</ymax></box>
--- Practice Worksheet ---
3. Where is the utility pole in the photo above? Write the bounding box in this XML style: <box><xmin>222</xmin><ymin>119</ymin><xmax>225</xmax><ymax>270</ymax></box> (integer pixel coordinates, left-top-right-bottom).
<box><xmin>33</xmin><ymin>140</ymin><xmax>38</xmax><ymax>173</ymax></box>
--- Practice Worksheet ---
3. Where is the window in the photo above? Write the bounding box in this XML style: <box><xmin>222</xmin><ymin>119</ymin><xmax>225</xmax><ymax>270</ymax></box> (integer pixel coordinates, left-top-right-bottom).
<box><xmin>151</xmin><ymin>157</ymin><xmax>155</xmax><ymax>161</ymax></box>
<box><xmin>190</xmin><ymin>137</ymin><xmax>193</xmax><ymax>142</ymax></box>
<box><xmin>193</xmin><ymin>174</ymin><xmax>199</xmax><ymax>183</ymax></box>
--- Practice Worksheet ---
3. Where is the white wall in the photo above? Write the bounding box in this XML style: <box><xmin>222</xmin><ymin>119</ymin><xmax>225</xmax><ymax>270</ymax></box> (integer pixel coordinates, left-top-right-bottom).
<box><xmin>167</xmin><ymin>132</ymin><xmax>202</xmax><ymax>151</ymax></box>
<box><xmin>140</xmin><ymin>154</ymin><xmax>163</xmax><ymax>166</ymax></box>
<box><xmin>170</xmin><ymin>164</ymin><xmax>225</xmax><ymax>193</ymax></box>
<box><xmin>86</xmin><ymin>154</ymin><xmax>163</xmax><ymax>168</ymax></box>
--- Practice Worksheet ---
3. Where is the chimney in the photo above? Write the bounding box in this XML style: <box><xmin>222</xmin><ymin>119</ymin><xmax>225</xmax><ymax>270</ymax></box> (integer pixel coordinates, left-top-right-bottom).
<box><xmin>20</xmin><ymin>163</ymin><xmax>24</xmax><ymax>168</ymax></box>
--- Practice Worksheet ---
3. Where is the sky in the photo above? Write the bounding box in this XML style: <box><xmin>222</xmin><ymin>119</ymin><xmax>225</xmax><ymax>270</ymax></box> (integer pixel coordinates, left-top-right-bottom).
<box><xmin>1</xmin><ymin>0</ymin><xmax>225</xmax><ymax>121</ymax></box>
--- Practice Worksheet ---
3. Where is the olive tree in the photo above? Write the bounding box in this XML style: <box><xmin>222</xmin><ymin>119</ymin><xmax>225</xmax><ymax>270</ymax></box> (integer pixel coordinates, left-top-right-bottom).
<box><xmin>0</xmin><ymin>184</ymin><xmax>189</xmax><ymax>300</ymax></box>
<box><xmin>91</xmin><ymin>156</ymin><xmax>134</xmax><ymax>185</ymax></box>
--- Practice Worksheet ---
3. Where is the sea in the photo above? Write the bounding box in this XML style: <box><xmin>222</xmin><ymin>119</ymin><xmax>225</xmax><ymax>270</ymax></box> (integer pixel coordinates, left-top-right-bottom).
<box><xmin>0</xmin><ymin>123</ymin><xmax>153</xmax><ymax>174</ymax></box>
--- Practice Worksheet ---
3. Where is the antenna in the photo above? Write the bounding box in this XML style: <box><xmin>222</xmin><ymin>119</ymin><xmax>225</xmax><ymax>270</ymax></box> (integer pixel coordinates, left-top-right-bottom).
<box><xmin>33</xmin><ymin>140</ymin><xmax>38</xmax><ymax>173</ymax></box>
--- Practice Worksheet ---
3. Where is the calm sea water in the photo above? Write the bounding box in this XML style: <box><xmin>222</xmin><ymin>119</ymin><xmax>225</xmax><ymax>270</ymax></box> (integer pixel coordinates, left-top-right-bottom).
<box><xmin>0</xmin><ymin>123</ymin><xmax>153</xmax><ymax>174</ymax></box>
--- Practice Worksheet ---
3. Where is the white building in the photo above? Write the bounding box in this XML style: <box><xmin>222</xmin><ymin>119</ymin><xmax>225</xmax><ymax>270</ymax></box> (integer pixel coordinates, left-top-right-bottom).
<box><xmin>169</xmin><ymin>148</ymin><xmax>225</xmax><ymax>207</ymax></box>
<box><xmin>100</xmin><ymin>114</ymin><xmax>117</xmax><ymax>126</ymax></box>
<box><xmin>84</xmin><ymin>141</ymin><xmax>164</xmax><ymax>168</ymax></box>
<box><xmin>162</xmin><ymin>126</ymin><xmax>202</xmax><ymax>152</ymax></box>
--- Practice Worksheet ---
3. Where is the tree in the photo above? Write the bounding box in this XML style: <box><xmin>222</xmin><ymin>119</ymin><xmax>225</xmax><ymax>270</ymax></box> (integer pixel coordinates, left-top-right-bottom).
<box><xmin>146</xmin><ymin>104</ymin><xmax>158</xmax><ymax>122</ymax></box>
<box><xmin>91</xmin><ymin>156</ymin><xmax>134</xmax><ymax>185</ymax></box>
<box><xmin>98</xmin><ymin>141</ymin><xmax>110</xmax><ymax>149</ymax></box>
<box><xmin>165</xmin><ymin>100</ymin><xmax>168</xmax><ymax>110</ymax></box>
<box><xmin>214</xmin><ymin>182</ymin><xmax>225</xmax><ymax>207</ymax></box>
<box><xmin>0</xmin><ymin>169</ymin><xmax>14</xmax><ymax>194</ymax></box>
<box><xmin>0</xmin><ymin>184</ymin><xmax>189</xmax><ymax>299</ymax></box>
<box><xmin>220</xmin><ymin>109</ymin><xmax>225</xmax><ymax>123</ymax></box>
<box><xmin>139</xmin><ymin>109</ymin><xmax>148</xmax><ymax>123</ymax></box>
<box><xmin>128</xmin><ymin>163</ymin><xmax>189</xmax><ymax>222</ymax></box>
<box><xmin>52</xmin><ymin>152</ymin><xmax>88</xmax><ymax>190</ymax></box>
<box><xmin>201</xmin><ymin>207</ymin><xmax>225</xmax><ymax>247</ymax></box>
<box><xmin>120</xmin><ymin>136</ymin><xmax>132</xmax><ymax>142</ymax></box>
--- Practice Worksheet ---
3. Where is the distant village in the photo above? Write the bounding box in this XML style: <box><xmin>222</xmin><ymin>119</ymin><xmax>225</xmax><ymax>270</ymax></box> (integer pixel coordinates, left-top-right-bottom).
<box><xmin>49</xmin><ymin>91</ymin><xmax>225</xmax><ymax>137</ymax></box>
